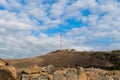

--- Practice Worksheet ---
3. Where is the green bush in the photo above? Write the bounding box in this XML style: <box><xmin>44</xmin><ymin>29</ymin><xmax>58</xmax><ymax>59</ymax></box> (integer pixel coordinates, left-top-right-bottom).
<box><xmin>110</xmin><ymin>62</ymin><xmax>120</xmax><ymax>70</ymax></box>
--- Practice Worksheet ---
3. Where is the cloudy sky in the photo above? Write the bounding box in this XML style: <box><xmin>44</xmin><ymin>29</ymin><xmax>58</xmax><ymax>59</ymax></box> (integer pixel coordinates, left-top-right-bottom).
<box><xmin>0</xmin><ymin>0</ymin><xmax>120</xmax><ymax>58</ymax></box>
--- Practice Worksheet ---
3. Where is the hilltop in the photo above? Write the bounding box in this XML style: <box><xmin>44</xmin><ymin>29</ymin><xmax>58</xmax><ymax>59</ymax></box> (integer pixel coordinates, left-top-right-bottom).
<box><xmin>5</xmin><ymin>49</ymin><xmax>120</xmax><ymax>70</ymax></box>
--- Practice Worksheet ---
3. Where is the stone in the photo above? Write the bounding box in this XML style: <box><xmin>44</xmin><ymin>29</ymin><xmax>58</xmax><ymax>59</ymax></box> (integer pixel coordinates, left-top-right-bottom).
<box><xmin>0</xmin><ymin>69</ymin><xmax>17</xmax><ymax>80</ymax></box>
<box><xmin>47</xmin><ymin>65</ymin><xmax>56</xmax><ymax>74</ymax></box>
<box><xmin>77</xmin><ymin>67</ymin><xmax>89</xmax><ymax>80</ymax></box>
<box><xmin>36</xmin><ymin>75</ymin><xmax>49</xmax><ymax>80</ymax></box>
<box><xmin>112</xmin><ymin>75</ymin><xmax>120</xmax><ymax>80</ymax></box>
<box><xmin>0</xmin><ymin>65</ymin><xmax>17</xmax><ymax>80</ymax></box>
<box><xmin>65</xmin><ymin>69</ymin><xmax>78</xmax><ymax>80</ymax></box>
<box><xmin>113</xmin><ymin>71</ymin><xmax>120</xmax><ymax>75</ymax></box>
<box><xmin>0</xmin><ymin>58</ymin><xmax>8</xmax><ymax>66</ymax></box>
<box><xmin>24</xmin><ymin>65</ymin><xmax>40</xmax><ymax>74</ymax></box>
<box><xmin>40</xmin><ymin>67</ymin><xmax>47</xmax><ymax>73</ymax></box>
<box><xmin>99</xmin><ymin>75</ymin><xmax>109</xmax><ymax>80</ymax></box>
<box><xmin>93</xmin><ymin>76</ymin><xmax>100</xmax><ymax>80</ymax></box>
<box><xmin>21</xmin><ymin>76</ymin><xmax>30</xmax><ymax>80</ymax></box>
<box><xmin>53</xmin><ymin>74</ymin><xmax>63</xmax><ymax>80</ymax></box>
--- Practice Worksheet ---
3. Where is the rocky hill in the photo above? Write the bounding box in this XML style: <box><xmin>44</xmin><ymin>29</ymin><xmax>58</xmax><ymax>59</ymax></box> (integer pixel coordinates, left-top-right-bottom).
<box><xmin>1</xmin><ymin>49</ymin><xmax>120</xmax><ymax>80</ymax></box>
<box><xmin>6</xmin><ymin>49</ymin><xmax>120</xmax><ymax>69</ymax></box>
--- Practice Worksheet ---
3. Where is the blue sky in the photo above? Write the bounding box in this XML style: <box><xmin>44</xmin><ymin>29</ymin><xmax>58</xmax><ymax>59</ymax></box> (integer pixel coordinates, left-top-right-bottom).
<box><xmin>0</xmin><ymin>0</ymin><xmax>120</xmax><ymax>58</ymax></box>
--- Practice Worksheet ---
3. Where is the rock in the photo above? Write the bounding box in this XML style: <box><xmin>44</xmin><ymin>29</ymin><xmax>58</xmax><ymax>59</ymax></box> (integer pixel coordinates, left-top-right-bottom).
<box><xmin>87</xmin><ymin>72</ymin><xmax>100</xmax><ymax>80</ymax></box>
<box><xmin>47</xmin><ymin>65</ymin><xmax>56</xmax><ymax>74</ymax></box>
<box><xmin>99</xmin><ymin>75</ymin><xmax>109</xmax><ymax>80</ymax></box>
<box><xmin>21</xmin><ymin>76</ymin><xmax>30</xmax><ymax>80</ymax></box>
<box><xmin>0</xmin><ymin>69</ymin><xmax>17</xmax><ymax>80</ymax></box>
<box><xmin>107</xmin><ymin>71</ymin><xmax>115</xmax><ymax>76</ymax></box>
<box><xmin>0</xmin><ymin>58</ymin><xmax>9</xmax><ymax>66</ymax></box>
<box><xmin>112</xmin><ymin>75</ymin><xmax>120</xmax><ymax>80</ymax></box>
<box><xmin>0</xmin><ymin>65</ymin><xmax>17</xmax><ymax>80</ymax></box>
<box><xmin>53</xmin><ymin>68</ymin><xmax>67</xmax><ymax>80</ymax></box>
<box><xmin>33</xmin><ymin>75</ymin><xmax>49</xmax><ymax>80</ymax></box>
<box><xmin>93</xmin><ymin>76</ymin><xmax>100</xmax><ymax>80</ymax></box>
<box><xmin>65</xmin><ymin>69</ymin><xmax>78</xmax><ymax>80</ymax></box>
<box><xmin>40</xmin><ymin>67</ymin><xmax>47</xmax><ymax>73</ymax></box>
<box><xmin>113</xmin><ymin>70</ymin><xmax>120</xmax><ymax>75</ymax></box>
<box><xmin>53</xmin><ymin>74</ymin><xmax>63</xmax><ymax>80</ymax></box>
<box><xmin>24</xmin><ymin>65</ymin><xmax>40</xmax><ymax>74</ymax></box>
<box><xmin>77</xmin><ymin>67</ymin><xmax>88</xmax><ymax>80</ymax></box>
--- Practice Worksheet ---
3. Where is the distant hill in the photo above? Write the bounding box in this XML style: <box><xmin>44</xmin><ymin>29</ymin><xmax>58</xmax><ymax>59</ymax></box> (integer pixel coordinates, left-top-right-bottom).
<box><xmin>5</xmin><ymin>49</ymin><xmax>120</xmax><ymax>70</ymax></box>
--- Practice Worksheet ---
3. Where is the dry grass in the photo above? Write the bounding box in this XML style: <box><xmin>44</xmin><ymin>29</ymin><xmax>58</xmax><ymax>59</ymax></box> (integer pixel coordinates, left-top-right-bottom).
<box><xmin>5</xmin><ymin>49</ymin><xmax>120</xmax><ymax>70</ymax></box>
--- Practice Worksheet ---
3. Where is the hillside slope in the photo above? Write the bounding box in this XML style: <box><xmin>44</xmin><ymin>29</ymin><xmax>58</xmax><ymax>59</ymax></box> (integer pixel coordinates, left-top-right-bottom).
<box><xmin>5</xmin><ymin>49</ymin><xmax>120</xmax><ymax>70</ymax></box>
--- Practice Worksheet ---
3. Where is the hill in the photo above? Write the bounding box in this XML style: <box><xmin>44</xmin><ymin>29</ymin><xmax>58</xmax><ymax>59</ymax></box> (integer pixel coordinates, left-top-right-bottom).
<box><xmin>5</xmin><ymin>49</ymin><xmax>120</xmax><ymax>70</ymax></box>
<box><xmin>1</xmin><ymin>49</ymin><xmax>120</xmax><ymax>80</ymax></box>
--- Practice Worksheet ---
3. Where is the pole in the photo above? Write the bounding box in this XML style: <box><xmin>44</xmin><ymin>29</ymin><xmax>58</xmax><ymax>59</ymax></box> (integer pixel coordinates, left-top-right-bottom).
<box><xmin>60</xmin><ymin>33</ymin><xmax>62</xmax><ymax>49</ymax></box>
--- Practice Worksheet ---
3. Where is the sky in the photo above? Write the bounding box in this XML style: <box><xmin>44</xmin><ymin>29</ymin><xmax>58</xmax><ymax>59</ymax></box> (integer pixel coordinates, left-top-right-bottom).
<box><xmin>0</xmin><ymin>0</ymin><xmax>120</xmax><ymax>58</ymax></box>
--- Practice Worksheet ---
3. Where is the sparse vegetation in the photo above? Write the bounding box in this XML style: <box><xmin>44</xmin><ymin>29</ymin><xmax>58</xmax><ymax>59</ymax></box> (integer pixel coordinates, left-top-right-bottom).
<box><xmin>5</xmin><ymin>49</ymin><xmax>120</xmax><ymax>70</ymax></box>
<box><xmin>110</xmin><ymin>62</ymin><xmax>120</xmax><ymax>70</ymax></box>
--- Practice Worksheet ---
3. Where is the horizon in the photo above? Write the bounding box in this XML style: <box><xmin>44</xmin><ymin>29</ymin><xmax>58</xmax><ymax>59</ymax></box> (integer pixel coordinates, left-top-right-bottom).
<box><xmin>3</xmin><ymin>49</ymin><xmax>120</xmax><ymax>59</ymax></box>
<box><xmin>0</xmin><ymin>0</ymin><xmax>120</xmax><ymax>58</ymax></box>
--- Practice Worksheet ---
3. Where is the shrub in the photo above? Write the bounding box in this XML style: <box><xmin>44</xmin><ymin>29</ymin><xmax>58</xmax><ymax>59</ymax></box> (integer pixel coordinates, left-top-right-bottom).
<box><xmin>110</xmin><ymin>62</ymin><xmax>120</xmax><ymax>70</ymax></box>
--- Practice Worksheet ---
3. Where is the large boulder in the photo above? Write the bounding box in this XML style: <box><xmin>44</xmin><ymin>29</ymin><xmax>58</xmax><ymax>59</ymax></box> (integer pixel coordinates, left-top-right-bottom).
<box><xmin>47</xmin><ymin>65</ymin><xmax>56</xmax><ymax>74</ymax></box>
<box><xmin>23</xmin><ymin>65</ymin><xmax>40</xmax><ymax>74</ymax></box>
<box><xmin>65</xmin><ymin>69</ymin><xmax>78</xmax><ymax>80</ymax></box>
<box><xmin>77</xmin><ymin>67</ymin><xmax>89</xmax><ymax>80</ymax></box>
<box><xmin>0</xmin><ymin>65</ymin><xmax>17</xmax><ymax>80</ymax></box>
<box><xmin>0</xmin><ymin>69</ymin><xmax>17</xmax><ymax>80</ymax></box>
<box><xmin>0</xmin><ymin>58</ymin><xmax>8</xmax><ymax>66</ymax></box>
<box><xmin>53</xmin><ymin>74</ymin><xmax>63</xmax><ymax>80</ymax></box>
<box><xmin>0</xmin><ymin>58</ymin><xmax>17</xmax><ymax>80</ymax></box>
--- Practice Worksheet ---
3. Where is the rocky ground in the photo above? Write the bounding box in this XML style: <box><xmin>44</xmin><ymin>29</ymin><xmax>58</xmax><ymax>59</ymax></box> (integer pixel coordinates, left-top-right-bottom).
<box><xmin>0</xmin><ymin>63</ymin><xmax>120</xmax><ymax>80</ymax></box>
<box><xmin>19</xmin><ymin>65</ymin><xmax>120</xmax><ymax>80</ymax></box>
<box><xmin>1</xmin><ymin>49</ymin><xmax>120</xmax><ymax>80</ymax></box>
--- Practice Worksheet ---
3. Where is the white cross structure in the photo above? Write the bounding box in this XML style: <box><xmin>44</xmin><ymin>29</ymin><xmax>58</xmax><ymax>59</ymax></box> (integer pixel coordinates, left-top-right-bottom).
<box><xmin>60</xmin><ymin>33</ymin><xmax>62</xmax><ymax>49</ymax></box>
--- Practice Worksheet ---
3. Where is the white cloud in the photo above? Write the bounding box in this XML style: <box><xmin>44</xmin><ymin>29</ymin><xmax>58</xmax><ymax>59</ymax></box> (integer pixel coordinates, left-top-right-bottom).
<box><xmin>0</xmin><ymin>0</ymin><xmax>120</xmax><ymax>58</ymax></box>
<box><xmin>0</xmin><ymin>19</ymin><xmax>32</xmax><ymax>31</ymax></box>
<box><xmin>105</xmin><ymin>42</ymin><xmax>120</xmax><ymax>50</ymax></box>
<box><xmin>49</xmin><ymin>0</ymin><xmax>69</xmax><ymax>19</ymax></box>
<box><xmin>0</xmin><ymin>0</ymin><xmax>7</xmax><ymax>5</ymax></box>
